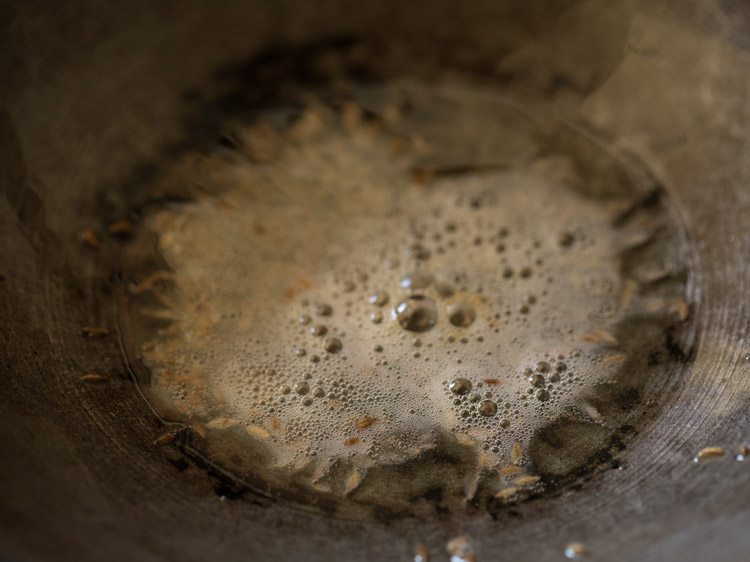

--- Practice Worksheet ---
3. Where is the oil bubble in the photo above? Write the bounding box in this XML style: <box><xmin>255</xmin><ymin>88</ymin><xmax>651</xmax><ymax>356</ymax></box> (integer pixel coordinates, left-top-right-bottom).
<box><xmin>310</xmin><ymin>324</ymin><xmax>328</xmax><ymax>336</ymax></box>
<box><xmin>529</xmin><ymin>374</ymin><xmax>546</xmax><ymax>388</ymax></box>
<box><xmin>559</xmin><ymin>232</ymin><xmax>575</xmax><ymax>247</ymax></box>
<box><xmin>478</xmin><ymin>400</ymin><xmax>498</xmax><ymax>417</ymax></box>
<box><xmin>394</xmin><ymin>295</ymin><xmax>437</xmax><ymax>332</ymax></box>
<box><xmin>405</xmin><ymin>243</ymin><xmax>430</xmax><ymax>260</ymax></box>
<box><xmin>447</xmin><ymin>302</ymin><xmax>476</xmax><ymax>328</ymax></box>
<box><xmin>368</xmin><ymin>290</ymin><xmax>389</xmax><ymax>306</ymax></box>
<box><xmin>535</xmin><ymin>361</ymin><xmax>550</xmax><ymax>373</ymax></box>
<box><xmin>449</xmin><ymin>378</ymin><xmax>472</xmax><ymax>395</ymax></box>
<box><xmin>314</xmin><ymin>303</ymin><xmax>333</xmax><ymax>316</ymax></box>
<box><xmin>400</xmin><ymin>271</ymin><xmax>433</xmax><ymax>290</ymax></box>
<box><xmin>323</xmin><ymin>337</ymin><xmax>342</xmax><ymax>353</ymax></box>
<box><xmin>435</xmin><ymin>281</ymin><xmax>455</xmax><ymax>297</ymax></box>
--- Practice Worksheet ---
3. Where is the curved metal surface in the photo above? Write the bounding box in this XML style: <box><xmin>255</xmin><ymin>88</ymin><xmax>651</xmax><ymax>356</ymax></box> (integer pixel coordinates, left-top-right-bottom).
<box><xmin>1</xmin><ymin>1</ymin><xmax>750</xmax><ymax>560</ymax></box>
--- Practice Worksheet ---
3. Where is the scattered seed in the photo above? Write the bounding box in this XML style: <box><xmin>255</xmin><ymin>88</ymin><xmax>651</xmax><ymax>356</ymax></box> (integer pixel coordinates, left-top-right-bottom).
<box><xmin>243</xmin><ymin>121</ymin><xmax>280</xmax><ymax>161</ymax></box>
<box><xmin>245</xmin><ymin>425</ymin><xmax>271</xmax><ymax>440</ymax></box>
<box><xmin>511</xmin><ymin>441</ymin><xmax>523</xmax><ymax>464</ymax></box>
<box><xmin>79</xmin><ymin>326</ymin><xmax>109</xmax><ymax>337</ymax></box>
<box><xmin>107</xmin><ymin>218</ymin><xmax>133</xmax><ymax>238</ymax></box>
<box><xmin>619</xmin><ymin>279</ymin><xmax>638</xmax><ymax>309</ymax></box>
<box><xmin>189</xmin><ymin>424</ymin><xmax>207</xmax><ymax>439</ymax></box>
<box><xmin>581</xmin><ymin>329</ymin><xmax>619</xmax><ymax>347</ymax></box>
<box><xmin>355</xmin><ymin>417</ymin><xmax>377</xmax><ymax>429</ymax></box>
<box><xmin>131</xmin><ymin>270</ymin><xmax>172</xmax><ymax>294</ymax></box>
<box><xmin>343</xmin><ymin>469</ymin><xmax>363</xmax><ymax>495</ymax></box>
<box><xmin>412</xmin><ymin>167</ymin><xmax>436</xmax><ymax>185</ymax></box>
<box><xmin>340</xmin><ymin>101</ymin><xmax>363</xmax><ymax>131</ymax></box>
<box><xmin>344</xmin><ymin>437</ymin><xmax>361</xmax><ymax>446</ymax></box>
<box><xmin>564</xmin><ymin>542</ymin><xmax>588</xmax><ymax>559</ymax></box>
<box><xmin>206</xmin><ymin>418</ymin><xmax>238</xmax><ymax>430</ymax></box>
<box><xmin>499</xmin><ymin>465</ymin><xmax>522</xmax><ymax>476</ymax></box>
<box><xmin>79</xmin><ymin>227</ymin><xmax>100</xmax><ymax>250</ymax></box>
<box><xmin>693</xmin><ymin>446</ymin><xmax>725</xmax><ymax>463</ymax></box>
<box><xmin>495</xmin><ymin>486</ymin><xmax>518</xmax><ymax>500</ymax></box>
<box><xmin>513</xmin><ymin>475</ymin><xmax>541</xmax><ymax>486</ymax></box>
<box><xmin>672</xmin><ymin>298</ymin><xmax>690</xmax><ymax>321</ymax></box>
<box><xmin>602</xmin><ymin>353</ymin><xmax>627</xmax><ymax>364</ymax></box>
<box><xmin>638</xmin><ymin>268</ymin><xmax>671</xmax><ymax>284</ymax></box>
<box><xmin>446</xmin><ymin>535</ymin><xmax>475</xmax><ymax>562</ymax></box>
<box><xmin>80</xmin><ymin>373</ymin><xmax>107</xmax><ymax>383</ymax></box>
<box><xmin>289</xmin><ymin>107</ymin><xmax>324</xmax><ymax>140</ymax></box>
<box><xmin>153</xmin><ymin>432</ymin><xmax>176</xmax><ymax>446</ymax></box>
<box><xmin>414</xmin><ymin>543</ymin><xmax>429</xmax><ymax>562</ymax></box>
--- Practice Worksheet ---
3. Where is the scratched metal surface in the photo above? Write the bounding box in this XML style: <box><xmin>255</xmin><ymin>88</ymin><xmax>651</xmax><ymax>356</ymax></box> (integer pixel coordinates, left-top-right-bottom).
<box><xmin>1</xmin><ymin>1</ymin><xmax>750</xmax><ymax>560</ymax></box>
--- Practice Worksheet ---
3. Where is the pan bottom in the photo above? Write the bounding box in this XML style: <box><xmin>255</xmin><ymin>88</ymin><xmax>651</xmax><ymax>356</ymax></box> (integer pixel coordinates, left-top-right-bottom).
<box><xmin>117</xmin><ymin>75</ymin><xmax>695</xmax><ymax>519</ymax></box>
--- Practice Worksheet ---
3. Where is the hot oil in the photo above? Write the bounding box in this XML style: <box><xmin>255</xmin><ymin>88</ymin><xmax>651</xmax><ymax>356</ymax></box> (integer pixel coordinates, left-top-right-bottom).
<box><xmin>118</xmin><ymin>79</ymin><xmax>694</xmax><ymax>519</ymax></box>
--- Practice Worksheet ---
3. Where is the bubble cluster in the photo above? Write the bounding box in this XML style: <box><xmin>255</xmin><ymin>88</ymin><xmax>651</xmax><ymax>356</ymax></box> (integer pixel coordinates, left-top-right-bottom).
<box><xmin>122</xmin><ymin>79</ymin><xmax>693</xmax><ymax>515</ymax></box>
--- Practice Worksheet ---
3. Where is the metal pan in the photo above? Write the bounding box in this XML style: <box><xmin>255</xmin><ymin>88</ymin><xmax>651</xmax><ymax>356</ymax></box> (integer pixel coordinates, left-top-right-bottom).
<box><xmin>1</xmin><ymin>1</ymin><xmax>749</xmax><ymax>560</ymax></box>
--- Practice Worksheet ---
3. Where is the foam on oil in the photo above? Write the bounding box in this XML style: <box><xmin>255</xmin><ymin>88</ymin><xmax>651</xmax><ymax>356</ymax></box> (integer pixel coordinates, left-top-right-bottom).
<box><xmin>120</xmin><ymin>81</ymin><xmax>693</xmax><ymax>517</ymax></box>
